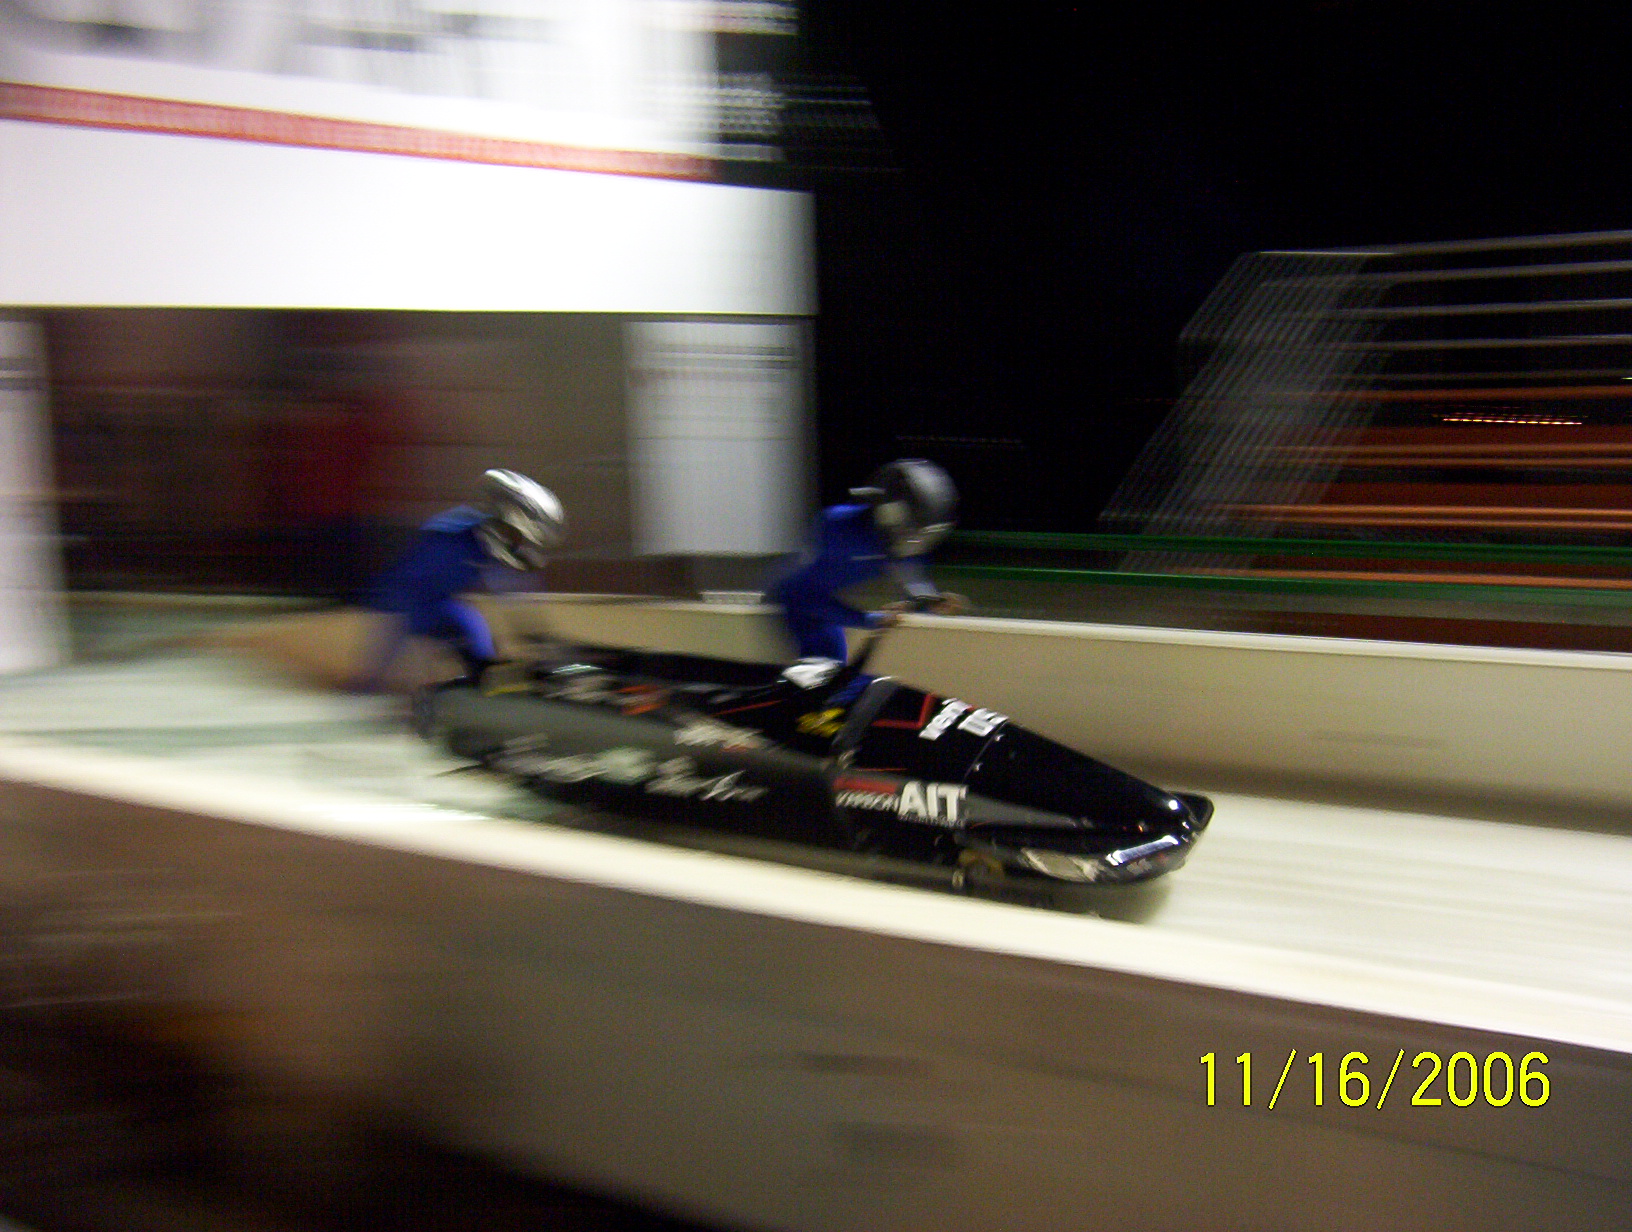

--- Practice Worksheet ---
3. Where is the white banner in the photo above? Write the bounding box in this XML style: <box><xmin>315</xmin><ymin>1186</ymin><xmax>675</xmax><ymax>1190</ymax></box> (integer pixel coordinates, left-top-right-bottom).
<box><xmin>0</xmin><ymin>117</ymin><xmax>814</xmax><ymax>312</ymax></box>
<box><xmin>0</xmin><ymin>0</ymin><xmax>760</xmax><ymax>168</ymax></box>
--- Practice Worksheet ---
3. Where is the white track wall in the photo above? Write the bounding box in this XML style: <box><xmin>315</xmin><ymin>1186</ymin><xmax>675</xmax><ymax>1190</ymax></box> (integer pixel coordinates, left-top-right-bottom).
<box><xmin>498</xmin><ymin>599</ymin><xmax>1632</xmax><ymax>822</ymax></box>
<box><xmin>0</xmin><ymin>742</ymin><xmax>1626</xmax><ymax>1232</ymax></box>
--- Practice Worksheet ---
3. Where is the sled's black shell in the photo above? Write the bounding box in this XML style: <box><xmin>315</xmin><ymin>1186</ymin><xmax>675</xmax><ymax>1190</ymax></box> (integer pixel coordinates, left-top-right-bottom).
<box><xmin>418</xmin><ymin>653</ymin><xmax>1210</xmax><ymax>884</ymax></box>
<box><xmin>427</xmin><ymin>685</ymin><xmax>841</xmax><ymax>844</ymax></box>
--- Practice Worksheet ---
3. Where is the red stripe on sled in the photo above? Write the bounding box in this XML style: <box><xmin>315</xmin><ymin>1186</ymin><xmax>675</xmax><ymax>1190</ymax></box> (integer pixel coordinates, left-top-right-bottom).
<box><xmin>715</xmin><ymin>699</ymin><xmax>785</xmax><ymax>715</ymax></box>
<box><xmin>872</xmin><ymin>694</ymin><xmax>938</xmax><ymax>729</ymax></box>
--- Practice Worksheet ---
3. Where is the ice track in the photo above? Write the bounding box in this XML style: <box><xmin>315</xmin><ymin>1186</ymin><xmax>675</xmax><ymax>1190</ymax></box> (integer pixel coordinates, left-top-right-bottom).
<box><xmin>2</xmin><ymin>649</ymin><xmax>1629</xmax><ymax>1014</ymax></box>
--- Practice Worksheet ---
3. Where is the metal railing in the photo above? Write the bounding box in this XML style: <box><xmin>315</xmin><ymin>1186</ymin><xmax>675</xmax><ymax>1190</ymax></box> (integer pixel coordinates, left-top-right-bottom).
<box><xmin>940</xmin><ymin>531</ymin><xmax>1632</xmax><ymax>608</ymax></box>
<box><xmin>1101</xmin><ymin>230</ymin><xmax>1632</xmax><ymax>549</ymax></box>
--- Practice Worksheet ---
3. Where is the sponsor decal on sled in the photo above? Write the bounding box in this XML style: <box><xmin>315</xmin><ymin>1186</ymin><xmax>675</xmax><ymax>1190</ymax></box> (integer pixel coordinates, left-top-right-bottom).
<box><xmin>833</xmin><ymin>773</ymin><xmax>903</xmax><ymax>813</ymax></box>
<box><xmin>956</xmin><ymin>707</ymin><xmax>1006</xmax><ymax>738</ymax></box>
<box><xmin>501</xmin><ymin>733</ymin><xmax>551</xmax><ymax>753</ymax></box>
<box><xmin>796</xmin><ymin>708</ymin><xmax>847</xmax><ymax>738</ymax></box>
<box><xmin>544</xmin><ymin>670</ymin><xmax>620</xmax><ymax>704</ymax></box>
<box><xmin>919</xmin><ymin>700</ymin><xmax>968</xmax><ymax>740</ymax></box>
<box><xmin>495</xmin><ymin>744</ymin><xmax>767</xmax><ymax>802</ymax></box>
<box><xmin>646</xmin><ymin>758</ymin><xmax>768</xmax><ymax>802</ymax></box>
<box><xmin>618</xmin><ymin>684</ymin><xmax>669</xmax><ymax>715</ymax></box>
<box><xmin>917</xmin><ymin>699</ymin><xmax>1009</xmax><ymax>741</ymax></box>
<box><xmin>496</xmin><ymin>745</ymin><xmax>655</xmax><ymax>784</ymax></box>
<box><xmin>537</xmin><ymin>670</ymin><xmax>669</xmax><ymax>714</ymax></box>
<box><xmin>898</xmin><ymin>780</ymin><xmax>967</xmax><ymax>826</ymax></box>
<box><xmin>832</xmin><ymin>775</ymin><xmax>967</xmax><ymax>826</ymax></box>
<box><xmin>674</xmin><ymin>717</ymin><xmax>768</xmax><ymax>750</ymax></box>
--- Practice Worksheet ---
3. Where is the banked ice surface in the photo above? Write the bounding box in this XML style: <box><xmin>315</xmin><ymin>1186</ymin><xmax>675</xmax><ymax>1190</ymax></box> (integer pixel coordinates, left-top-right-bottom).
<box><xmin>0</xmin><ymin>648</ymin><xmax>1628</xmax><ymax>1036</ymax></box>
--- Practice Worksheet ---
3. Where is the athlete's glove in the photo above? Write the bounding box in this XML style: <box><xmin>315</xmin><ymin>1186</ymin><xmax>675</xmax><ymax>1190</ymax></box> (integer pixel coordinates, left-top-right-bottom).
<box><xmin>877</xmin><ymin>592</ymin><xmax>969</xmax><ymax>625</ymax></box>
<box><xmin>875</xmin><ymin>602</ymin><xmax>908</xmax><ymax>628</ymax></box>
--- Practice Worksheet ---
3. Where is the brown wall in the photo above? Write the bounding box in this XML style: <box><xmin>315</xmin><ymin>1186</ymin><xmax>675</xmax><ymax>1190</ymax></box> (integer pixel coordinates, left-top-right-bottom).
<box><xmin>379</xmin><ymin>313</ymin><xmax>629</xmax><ymax>553</ymax></box>
<box><xmin>39</xmin><ymin>309</ymin><xmax>643</xmax><ymax>593</ymax></box>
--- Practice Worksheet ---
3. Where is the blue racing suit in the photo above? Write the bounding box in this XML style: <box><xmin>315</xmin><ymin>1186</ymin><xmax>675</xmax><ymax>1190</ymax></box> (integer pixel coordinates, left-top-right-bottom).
<box><xmin>765</xmin><ymin>503</ymin><xmax>940</xmax><ymax>661</ymax></box>
<box><xmin>356</xmin><ymin>506</ymin><xmax>500</xmax><ymax>686</ymax></box>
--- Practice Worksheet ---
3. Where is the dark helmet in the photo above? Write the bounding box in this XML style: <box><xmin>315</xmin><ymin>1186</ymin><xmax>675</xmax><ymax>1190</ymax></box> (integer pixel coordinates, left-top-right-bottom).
<box><xmin>474</xmin><ymin>469</ymin><xmax>565</xmax><ymax>569</ymax></box>
<box><xmin>849</xmin><ymin>458</ymin><xmax>957</xmax><ymax>558</ymax></box>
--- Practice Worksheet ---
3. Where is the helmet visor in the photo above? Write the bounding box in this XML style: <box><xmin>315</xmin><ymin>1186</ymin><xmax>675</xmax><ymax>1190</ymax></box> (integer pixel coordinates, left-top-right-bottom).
<box><xmin>480</xmin><ymin>518</ymin><xmax>551</xmax><ymax>570</ymax></box>
<box><xmin>889</xmin><ymin>520</ymin><xmax>953</xmax><ymax>558</ymax></box>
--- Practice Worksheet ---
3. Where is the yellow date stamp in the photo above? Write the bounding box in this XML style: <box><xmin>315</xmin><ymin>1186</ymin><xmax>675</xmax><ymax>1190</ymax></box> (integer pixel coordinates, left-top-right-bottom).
<box><xmin>1201</xmin><ymin>1050</ymin><xmax>1550</xmax><ymax>1109</ymax></box>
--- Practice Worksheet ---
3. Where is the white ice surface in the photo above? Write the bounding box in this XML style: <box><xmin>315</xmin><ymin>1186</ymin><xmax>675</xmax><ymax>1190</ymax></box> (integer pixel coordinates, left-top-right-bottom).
<box><xmin>1</xmin><ymin>649</ymin><xmax>1630</xmax><ymax>1047</ymax></box>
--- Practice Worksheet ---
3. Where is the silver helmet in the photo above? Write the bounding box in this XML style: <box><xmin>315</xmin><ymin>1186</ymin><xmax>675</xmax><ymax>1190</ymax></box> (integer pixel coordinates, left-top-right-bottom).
<box><xmin>474</xmin><ymin>469</ymin><xmax>565</xmax><ymax>570</ymax></box>
<box><xmin>849</xmin><ymin>458</ymin><xmax>957</xmax><ymax>558</ymax></box>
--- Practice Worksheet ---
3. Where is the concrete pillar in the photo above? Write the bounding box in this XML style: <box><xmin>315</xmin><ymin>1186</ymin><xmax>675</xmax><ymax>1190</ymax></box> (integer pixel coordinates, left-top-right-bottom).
<box><xmin>627</xmin><ymin>318</ymin><xmax>808</xmax><ymax>576</ymax></box>
<box><xmin>0</xmin><ymin>315</ymin><xmax>68</xmax><ymax>672</ymax></box>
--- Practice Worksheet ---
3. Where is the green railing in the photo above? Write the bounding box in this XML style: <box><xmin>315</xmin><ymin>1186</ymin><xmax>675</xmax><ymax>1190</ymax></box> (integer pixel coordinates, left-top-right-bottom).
<box><xmin>939</xmin><ymin>532</ymin><xmax>1632</xmax><ymax>607</ymax></box>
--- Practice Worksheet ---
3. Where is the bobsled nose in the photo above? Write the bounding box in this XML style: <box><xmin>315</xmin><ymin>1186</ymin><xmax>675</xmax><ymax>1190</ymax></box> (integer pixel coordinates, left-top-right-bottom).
<box><xmin>1174</xmin><ymin>791</ymin><xmax>1214</xmax><ymax>831</ymax></box>
<box><xmin>1108</xmin><ymin>777</ymin><xmax>1198</xmax><ymax>834</ymax></box>
<box><xmin>965</xmin><ymin>726</ymin><xmax>1189</xmax><ymax>834</ymax></box>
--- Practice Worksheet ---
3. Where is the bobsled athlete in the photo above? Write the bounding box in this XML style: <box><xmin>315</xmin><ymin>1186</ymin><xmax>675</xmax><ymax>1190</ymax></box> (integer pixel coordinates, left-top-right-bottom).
<box><xmin>350</xmin><ymin>469</ymin><xmax>564</xmax><ymax>691</ymax></box>
<box><xmin>765</xmin><ymin>458</ymin><xmax>968</xmax><ymax>667</ymax></box>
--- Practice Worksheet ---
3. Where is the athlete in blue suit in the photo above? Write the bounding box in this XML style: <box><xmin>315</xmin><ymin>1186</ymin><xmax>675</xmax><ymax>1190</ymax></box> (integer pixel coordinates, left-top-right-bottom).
<box><xmin>353</xmin><ymin>469</ymin><xmax>564</xmax><ymax>690</ymax></box>
<box><xmin>766</xmin><ymin>459</ymin><xmax>965</xmax><ymax>663</ymax></box>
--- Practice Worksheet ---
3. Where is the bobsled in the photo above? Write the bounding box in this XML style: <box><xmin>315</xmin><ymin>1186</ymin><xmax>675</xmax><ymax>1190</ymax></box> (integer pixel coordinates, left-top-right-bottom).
<box><xmin>416</xmin><ymin>640</ymin><xmax>1211</xmax><ymax>888</ymax></box>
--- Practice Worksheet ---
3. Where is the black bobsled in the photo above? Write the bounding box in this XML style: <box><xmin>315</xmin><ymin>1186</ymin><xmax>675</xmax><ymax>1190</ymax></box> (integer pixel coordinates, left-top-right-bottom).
<box><xmin>416</xmin><ymin>630</ymin><xmax>1211</xmax><ymax>887</ymax></box>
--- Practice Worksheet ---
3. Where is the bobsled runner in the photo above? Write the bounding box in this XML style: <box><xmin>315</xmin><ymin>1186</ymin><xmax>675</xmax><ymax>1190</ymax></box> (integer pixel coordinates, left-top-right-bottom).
<box><xmin>415</xmin><ymin>637</ymin><xmax>1211</xmax><ymax>888</ymax></box>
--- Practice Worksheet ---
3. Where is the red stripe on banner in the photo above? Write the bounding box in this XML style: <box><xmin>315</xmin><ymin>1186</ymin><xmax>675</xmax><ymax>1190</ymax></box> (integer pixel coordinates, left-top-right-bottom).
<box><xmin>0</xmin><ymin>81</ymin><xmax>715</xmax><ymax>182</ymax></box>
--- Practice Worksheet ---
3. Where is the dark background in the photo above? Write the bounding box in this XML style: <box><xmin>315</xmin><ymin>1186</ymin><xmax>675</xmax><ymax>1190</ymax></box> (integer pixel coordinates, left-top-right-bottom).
<box><xmin>795</xmin><ymin>2</ymin><xmax>1632</xmax><ymax>529</ymax></box>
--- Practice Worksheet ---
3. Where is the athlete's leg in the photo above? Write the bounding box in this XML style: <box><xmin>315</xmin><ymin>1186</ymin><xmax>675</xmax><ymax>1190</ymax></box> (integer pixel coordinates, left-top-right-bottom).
<box><xmin>782</xmin><ymin>608</ymin><xmax>849</xmax><ymax>662</ymax></box>
<box><xmin>348</xmin><ymin>613</ymin><xmax>409</xmax><ymax>692</ymax></box>
<box><xmin>438</xmin><ymin>599</ymin><xmax>499</xmax><ymax>677</ymax></box>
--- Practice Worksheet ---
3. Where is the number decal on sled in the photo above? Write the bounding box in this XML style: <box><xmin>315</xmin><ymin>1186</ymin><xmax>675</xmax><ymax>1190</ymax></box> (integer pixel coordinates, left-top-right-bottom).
<box><xmin>919</xmin><ymin>700</ymin><xmax>969</xmax><ymax>740</ymax></box>
<box><xmin>919</xmin><ymin>702</ymin><xmax>1006</xmax><ymax>741</ymax></box>
<box><xmin>957</xmin><ymin>708</ymin><xmax>1005</xmax><ymax>738</ymax></box>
